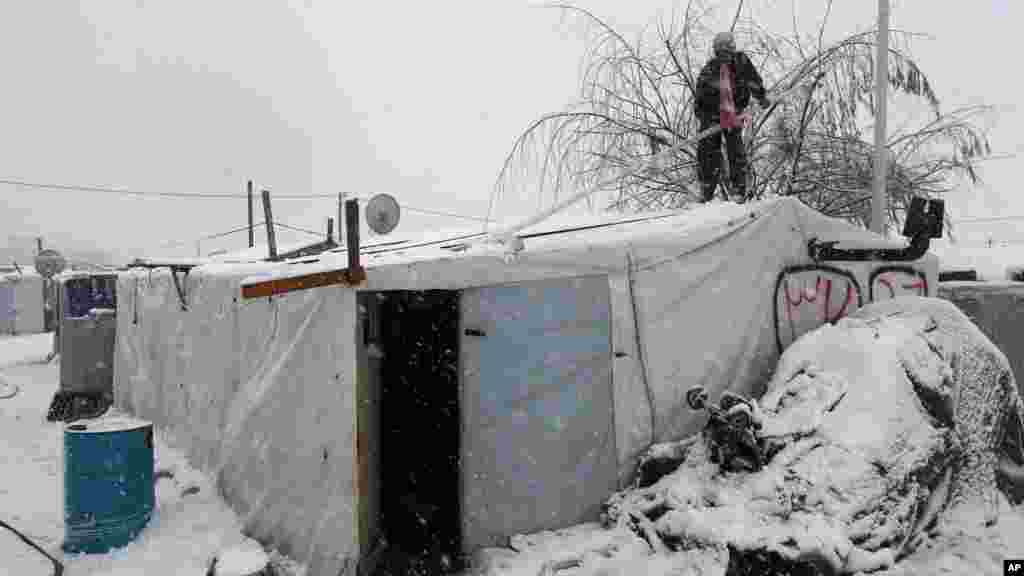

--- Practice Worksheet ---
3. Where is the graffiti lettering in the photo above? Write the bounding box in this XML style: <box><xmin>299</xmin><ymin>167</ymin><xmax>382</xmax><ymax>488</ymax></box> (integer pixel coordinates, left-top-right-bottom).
<box><xmin>774</xmin><ymin>264</ymin><xmax>929</xmax><ymax>353</ymax></box>
<box><xmin>870</xmin><ymin>266</ymin><xmax>929</xmax><ymax>302</ymax></box>
<box><xmin>774</xmin><ymin>265</ymin><xmax>862</xmax><ymax>353</ymax></box>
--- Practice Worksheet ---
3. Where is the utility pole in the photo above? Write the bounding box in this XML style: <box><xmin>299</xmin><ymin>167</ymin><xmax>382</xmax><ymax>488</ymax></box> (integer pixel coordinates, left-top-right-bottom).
<box><xmin>338</xmin><ymin>193</ymin><xmax>346</xmax><ymax>246</ymax></box>
<box><xmin>247</xmin><ymin>180</ymin><xmax>255</xmax><ymax>248</ymax></box>
<box><xmin>262</xmin><ymin>189</ymin><xmax>278</xmax><ymax>261</ymax></box>
<box><xmin>871</xmin><ymin>0</ymin><xmax>890</xmax><ymax>235</ymax></box>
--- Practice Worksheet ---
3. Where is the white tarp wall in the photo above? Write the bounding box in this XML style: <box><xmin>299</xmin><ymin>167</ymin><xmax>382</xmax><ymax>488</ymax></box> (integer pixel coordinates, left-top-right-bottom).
<box><xmin>0</xmin><ymin>273</ymin><xmax>44</xmax><ymax>335</ymax></box>
<box><xmin>615</xmin><ymin>198</ymin><xmax>938</xmax><ymax>466</ymax></box>
<box><xmin>114</xmin><ymin>265</ymin><xmax>359</xmax><ymax>575</ymax></box>
<box><xmin>114</xmin><ymin>197</ymin><xmax>937</xmax><ymax>566</ymax></box>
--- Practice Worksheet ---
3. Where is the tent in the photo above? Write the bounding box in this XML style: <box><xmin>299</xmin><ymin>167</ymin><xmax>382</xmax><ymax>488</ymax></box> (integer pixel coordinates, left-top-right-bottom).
<box><xmin>0</xmin><ymin>266</ymin><xmax>45</xmax><ymax>335</ymax></box>
<box><xmin>113</xmin><ymin>197</ymin><xmax>938</xmax><ymax>575</ymax></box>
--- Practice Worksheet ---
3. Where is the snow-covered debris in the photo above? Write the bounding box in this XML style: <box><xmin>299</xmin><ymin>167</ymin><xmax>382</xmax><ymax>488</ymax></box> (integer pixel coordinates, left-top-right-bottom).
<box><xmin>486</xmin><ymin>296</ymin><xmax>1022</xmax><ymax>575</ymax></box>
<box><xmin>210</xmin><ymin>537</ymin><xmax>270</xmax><ymax>576</ymax></box>
<box><xmin>0</xmin><ymin>333</ymin><xmax>53</xmax><ymax>366</ymax></box>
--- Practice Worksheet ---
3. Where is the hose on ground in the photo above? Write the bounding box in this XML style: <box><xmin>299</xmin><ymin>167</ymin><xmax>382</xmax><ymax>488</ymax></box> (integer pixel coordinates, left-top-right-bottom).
<box><xmin>0</xmin><ymin>519</ymin><xmax>64</xmax><ymax>576</ymax></box>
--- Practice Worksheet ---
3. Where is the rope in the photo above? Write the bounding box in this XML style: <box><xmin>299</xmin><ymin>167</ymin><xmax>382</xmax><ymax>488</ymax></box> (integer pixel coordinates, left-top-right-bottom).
<box><xmin>626</xmin><ymin>250</ymin><xmax>658</xmax><ymax>441</ymax></box>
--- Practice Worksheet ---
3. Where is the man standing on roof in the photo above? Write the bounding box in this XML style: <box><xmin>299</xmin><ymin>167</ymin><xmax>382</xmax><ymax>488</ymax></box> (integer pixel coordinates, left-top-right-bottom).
<box><xmin>694</xmin><ymin>32</ymin><xmax>770</xmax><ymax>203</ymax></box>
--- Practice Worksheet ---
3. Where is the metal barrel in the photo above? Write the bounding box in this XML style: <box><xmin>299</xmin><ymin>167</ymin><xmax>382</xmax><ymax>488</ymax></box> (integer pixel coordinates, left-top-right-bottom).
<box><xmin>62</xmin><ymin>417</ymin><xmax>155</xmax><ymax>554</ymax></box>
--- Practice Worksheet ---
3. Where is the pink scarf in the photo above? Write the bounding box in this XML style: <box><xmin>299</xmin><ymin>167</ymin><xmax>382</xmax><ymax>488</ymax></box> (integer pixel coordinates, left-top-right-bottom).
<box><xmin>719</xmin><ymin>63</ymin><xmax>741</xmax><ymax>130</ymax></box>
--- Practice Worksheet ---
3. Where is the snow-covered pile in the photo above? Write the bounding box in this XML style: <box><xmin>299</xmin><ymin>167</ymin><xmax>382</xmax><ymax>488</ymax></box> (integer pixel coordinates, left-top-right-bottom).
<box><xmin>477</xmin><ymin>296</ymin><xmax>1024</xmax><ymax>575</ymax></box>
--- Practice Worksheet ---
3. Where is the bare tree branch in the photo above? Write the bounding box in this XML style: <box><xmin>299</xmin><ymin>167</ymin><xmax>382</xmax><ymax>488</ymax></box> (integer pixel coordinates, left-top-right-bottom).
<box><xmin>493</xmin><ymin>3</ymin><xmax>992</xmax><ymax>229</ymax></box>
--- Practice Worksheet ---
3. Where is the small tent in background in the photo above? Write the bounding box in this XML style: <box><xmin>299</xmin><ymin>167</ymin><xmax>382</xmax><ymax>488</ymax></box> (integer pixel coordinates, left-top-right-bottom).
<box><xmin>0</xmin><ymin>265</ymin><xmax>45</xmax><ymax>335</ymax></box>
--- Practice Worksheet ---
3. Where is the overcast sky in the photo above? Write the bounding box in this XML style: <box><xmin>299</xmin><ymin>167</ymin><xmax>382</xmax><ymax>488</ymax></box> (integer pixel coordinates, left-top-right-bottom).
<box><xmin>0</xmin><ymin>0</ymin><xmax>1018</xmax><ymax>263</ymax></box>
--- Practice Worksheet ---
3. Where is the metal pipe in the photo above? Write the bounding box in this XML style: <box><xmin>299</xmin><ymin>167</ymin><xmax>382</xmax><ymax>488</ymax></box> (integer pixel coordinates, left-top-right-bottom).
<box><xmin>871</xmin><ymin>0</ymin><xmax>890</xmax><ymax>235</ymax></box>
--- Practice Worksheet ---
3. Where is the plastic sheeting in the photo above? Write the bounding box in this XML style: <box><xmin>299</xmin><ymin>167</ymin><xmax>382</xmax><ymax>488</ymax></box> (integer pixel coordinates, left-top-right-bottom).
<box><xmin>114</xmin><ymin>197</ymin><xmax>937</xmax><ymax>568</ymax></box>
<box><xmin>115</xmin><ymin>266</ymin><xmax>358</xmax><ymax>575</ymax></box>
<box><xmin>0</xmin><ymin>273</ymin><xmax>44</xmax><ymax>335</ymax></box>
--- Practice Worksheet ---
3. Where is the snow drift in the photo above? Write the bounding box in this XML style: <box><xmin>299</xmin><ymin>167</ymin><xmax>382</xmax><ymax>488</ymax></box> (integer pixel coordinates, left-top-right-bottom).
<box><xmin>481</xmin><ymin>297</ymin><xmax>1024</xmax><ymax>575</ymax></box>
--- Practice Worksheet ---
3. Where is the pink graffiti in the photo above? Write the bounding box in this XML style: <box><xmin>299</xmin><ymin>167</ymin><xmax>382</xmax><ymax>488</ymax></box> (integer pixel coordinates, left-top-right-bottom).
<box><xmin>777</xmin><ymin>269</ymin><xmax>861</xmax><ymax>351</ymax></box>
<box><xmin>874</xmin><ymin>271</ymin><xmax>928</xmax><ymax>300</ymax></box>
<box><xmin>783</xmin><ymin>276</ymin><xmax>857</xmax><ymax>324</ymax></box>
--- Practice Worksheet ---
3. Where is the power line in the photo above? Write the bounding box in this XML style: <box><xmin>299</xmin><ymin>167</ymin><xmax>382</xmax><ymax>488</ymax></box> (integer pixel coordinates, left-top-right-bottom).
<box><xmin>1</xmin><ymin>177</ymin><xmax>493</xmax><ymax>222</ymax></box>
<box><xmin>158</xmin><ymin>222</ymin><xmax>266</xmax><ymax>248</ymax></box>
<box><xmin>0</xmin><ymin>178</ymin><xmax>330</xmax><ymax>200</ymax></box>
<box><xmin>401</xmin><ymin>206</ymin><xmax>491</xmax><ymax>222</ymax></box>
<box><xmin>274</xmin><ymin>221</ymin><xmax>327</xmax><ymax>238</ymax></box>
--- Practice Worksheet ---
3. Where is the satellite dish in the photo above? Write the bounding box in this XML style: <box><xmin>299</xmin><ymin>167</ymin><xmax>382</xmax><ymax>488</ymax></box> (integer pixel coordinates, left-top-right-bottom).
<box><xmin>34</xmin><ymin>249</ymin><xmax>67</xmax><ymax>279</ymax></box>
<box><xmin>365</xmin><ymin>193</ymin><xmax>401</xmax><ymax>235</ymax></box>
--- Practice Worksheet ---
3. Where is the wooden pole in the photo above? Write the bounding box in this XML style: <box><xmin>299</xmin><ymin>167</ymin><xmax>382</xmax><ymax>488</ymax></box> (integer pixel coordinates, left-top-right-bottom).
<box><xmin>871</xmin><ymin>0</ymin><xmax>890</xmax><ymax>235</ymax></box>
<box><xmin>247</xmin><ymin>180</ymin><xmax>255</xmax><ymax>248</ymax></box>
<box><xmin>345</xmin><ymin>198</ymin><xmax>361</xmax><ymax>276</ymax></box>
<box><xmin>327</xmin><ymin>218</ymin><xmax>335</xmax><ymax>243</ymax></box>
<box><xmin>338</xmin><ymin>193</ymin><xmax>345</xmax><ymax>246</ymax></box>
<box><xmin>262</xmin><ymin>189</ymin><xmax>278</xmax><ymax>261</ymax></box>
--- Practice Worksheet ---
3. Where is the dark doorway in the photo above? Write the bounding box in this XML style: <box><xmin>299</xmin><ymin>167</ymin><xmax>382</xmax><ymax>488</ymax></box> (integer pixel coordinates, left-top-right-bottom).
<box><xmin>371</xmin><ymin>290</ymin><xmax>462</xmax><ymax>576</ymax></box>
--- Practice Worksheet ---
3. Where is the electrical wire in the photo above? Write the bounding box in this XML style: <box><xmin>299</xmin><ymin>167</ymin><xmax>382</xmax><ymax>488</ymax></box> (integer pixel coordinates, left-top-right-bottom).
<box><xmin>274</xmin><ymin>222</ymin><xmax>327</xmax><ymax>238</ymax></box>
<box><xmin>0</xmin><ymin>178</ymin><xmax>493</xmax><ymax>222</ymax></box>
<box><xmin>157</xmin><ymin>222</ymin><xmax>266</xmax><ymax>249</ymax></box>
<box><xmin>0</xmin><ymin>178</ymin><xmax>329</xmax><ymax>200</ymax></box>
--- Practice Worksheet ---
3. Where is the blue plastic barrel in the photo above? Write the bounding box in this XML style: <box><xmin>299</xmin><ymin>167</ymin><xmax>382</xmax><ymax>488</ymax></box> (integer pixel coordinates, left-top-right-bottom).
<box><xmin>62</xmin><ymin>417</ymin><xmax>155</xmax><ymax>554</ymax></box>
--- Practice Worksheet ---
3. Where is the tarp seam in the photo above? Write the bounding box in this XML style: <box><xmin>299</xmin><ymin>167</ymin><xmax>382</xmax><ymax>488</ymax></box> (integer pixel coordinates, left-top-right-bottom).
<box><xmin>626</xmin><ymin>248</ymin><xmax>657</xmax><ymax>442</ymax></box>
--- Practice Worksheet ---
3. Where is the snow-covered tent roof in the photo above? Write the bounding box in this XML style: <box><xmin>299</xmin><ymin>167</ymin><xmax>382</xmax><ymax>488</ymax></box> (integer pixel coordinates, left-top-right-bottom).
<box><xmin>228</xmin><ymin>197</ymin><xmax>922</xmax><ymax>292</ymax></box>
<box><xmin>0</xmin><ymin>264</ymin><xmax>41</xmax><ymax>280</ymax></box>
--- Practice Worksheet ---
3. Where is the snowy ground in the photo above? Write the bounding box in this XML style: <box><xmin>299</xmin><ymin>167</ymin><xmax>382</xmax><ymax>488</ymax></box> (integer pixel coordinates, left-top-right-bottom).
<box><xmin>0</xmin><ymin>333</ymin><xmax>298</xmax><ymax>576</ymax></box>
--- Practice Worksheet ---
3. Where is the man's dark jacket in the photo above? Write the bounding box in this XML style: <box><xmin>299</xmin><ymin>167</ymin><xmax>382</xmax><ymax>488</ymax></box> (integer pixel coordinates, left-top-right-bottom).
<box><xmin>694</xmin><ymin>51</ymin><xmax>768</xmax><ymax>124</ymax></box>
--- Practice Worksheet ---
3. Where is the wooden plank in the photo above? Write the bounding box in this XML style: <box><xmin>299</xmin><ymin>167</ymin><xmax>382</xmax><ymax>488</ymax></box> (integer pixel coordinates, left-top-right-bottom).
<box><xmin>262</xmin><ymin>189</ymin><xmax>278</xmax><ymax>261</ymax></box>
<box><xmin>240</xmin><ymin>267</ymin><xmax>366</xmax><ymax>299</ymax></box>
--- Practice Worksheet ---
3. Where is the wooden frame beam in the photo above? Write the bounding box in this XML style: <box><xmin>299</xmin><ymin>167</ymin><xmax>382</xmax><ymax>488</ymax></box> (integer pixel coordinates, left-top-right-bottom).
<box><xmin>240</xmin><ymin>267</ymin><xmax>366</xmax><ymax>299</ymax></box>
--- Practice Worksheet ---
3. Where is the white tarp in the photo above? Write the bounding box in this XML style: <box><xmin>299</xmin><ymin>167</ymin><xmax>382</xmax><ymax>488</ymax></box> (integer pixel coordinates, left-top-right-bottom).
<box><xmin>0</xmin><ymin>271</ymin><xmax>44</xmax><ymax>335</ymax></box>
<box><xmin>114</xmin><ymin>197</ymin><xmax>937</xmax><ymax>570</ymax></box>
<box><xmin>115</xmin><ymin>264</ymin><xmax>359</xmax><ymax>576</ymax></box>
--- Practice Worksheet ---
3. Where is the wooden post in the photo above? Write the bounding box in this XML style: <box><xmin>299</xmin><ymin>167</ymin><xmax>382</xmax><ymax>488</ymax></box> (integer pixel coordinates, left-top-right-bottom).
<box><xmin>338</xmin><ymin>193</ymin><xmax>345</xmax><ymax>246</ymax></box>
<box><xmin>37</xmin><ymin>237</ymin><xmax>43</xmax><ymax>254</ymax></box>
<box><xmin>345</xmin><ymin>198</ymin><xmax>362</xmax><ymax>277</ymax></box>
<box><xmin>262</xmin><ymin>189</ymin><xmax>278</xmax><ymax>261</ymax></box>
<box><xmin>247</xmin><ymin>180</ymin><xmax>255</xmax><ymax>248</ymax></box>
<box><xmin>327</xmin><ymin>218</ymin><xmax>335</xmax><ymax>243</ymax></box>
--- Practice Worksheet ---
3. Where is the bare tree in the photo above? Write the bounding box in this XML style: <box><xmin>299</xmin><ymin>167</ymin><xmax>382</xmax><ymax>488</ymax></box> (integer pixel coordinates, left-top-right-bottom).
<box><xmin>493</xmin><ymin>1</ymin><xmax>991</xmax><ymax>231</ymax></box>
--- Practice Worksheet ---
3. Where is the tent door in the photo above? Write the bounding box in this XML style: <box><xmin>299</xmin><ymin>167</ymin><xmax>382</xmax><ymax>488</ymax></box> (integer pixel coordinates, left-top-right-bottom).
<box><xmin>361</xmin><ymin>290</ymin><xmax>463</xmax><ymax>575</ymax></box>
<box><xmin>460</xmin><ymin>275</ymin><xmax>617</xmax><ymax>553</ymax></box>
